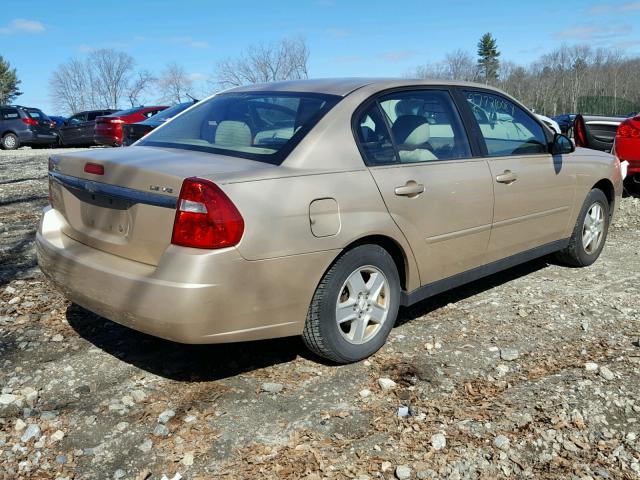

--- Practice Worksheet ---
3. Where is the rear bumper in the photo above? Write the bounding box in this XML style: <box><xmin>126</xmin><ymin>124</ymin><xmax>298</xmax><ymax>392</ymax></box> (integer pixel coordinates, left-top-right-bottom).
<box><xmin>94</xmin><ymin>134</ymin><xmax>122</xmax><ymax>146</ymax></box>
<box><xmin>36</xmin><ymin>207</ymin><xmax>335</xmax><ymax>344</ymax></box>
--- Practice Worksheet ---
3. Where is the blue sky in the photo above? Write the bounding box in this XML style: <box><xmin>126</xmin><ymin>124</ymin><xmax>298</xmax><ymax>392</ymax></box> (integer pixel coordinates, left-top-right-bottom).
<box><xmin>2</xmin><ymin>0</ymin><xmax>640</xmax><ymax>114</ymax></box>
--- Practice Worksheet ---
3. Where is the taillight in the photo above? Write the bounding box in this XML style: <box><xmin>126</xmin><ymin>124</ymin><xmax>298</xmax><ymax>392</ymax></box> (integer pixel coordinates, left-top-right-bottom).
<box><xmin>22</xmin><ymin>118</ymin><xmax>38</xmax><ymax>126</ymax></box>
<box><xmin>616</xmin><ymin>117</ymin><xmax>640</xmax><ymax>139</ymax></box>
<box><xmin>108</xmin><ymin>118</ymin><xmax>125</xmax><ymax>124</ymax></box>
<box><xmin>171</xmin><ymin>177</ymin><xmax>244</xmax><ymax>249</ymax></box>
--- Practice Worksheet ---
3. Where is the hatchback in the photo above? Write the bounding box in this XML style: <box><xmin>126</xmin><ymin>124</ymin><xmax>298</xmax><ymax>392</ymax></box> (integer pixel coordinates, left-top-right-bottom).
<box><xmin>37</xmin><ymin>79</ymin><xmax>623</xmax><ymax>363</ymax></box>
<box><xmin>0</xmin><ymin>105</ymin><xmax>57</xmax><ymax>150</ymax></box>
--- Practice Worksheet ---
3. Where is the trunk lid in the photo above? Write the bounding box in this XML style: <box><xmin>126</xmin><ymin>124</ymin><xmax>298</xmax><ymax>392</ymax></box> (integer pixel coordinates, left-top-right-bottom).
<box><xmin>48</xmin><ymin>145</ymin><xmax>274</xmax><ymax>265</ymax></box>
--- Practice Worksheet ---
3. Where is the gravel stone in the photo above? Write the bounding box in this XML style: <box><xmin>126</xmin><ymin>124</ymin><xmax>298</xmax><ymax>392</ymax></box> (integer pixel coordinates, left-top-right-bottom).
<box><xmin>500</xmin><ymin>348</ymin><xmax>520</xmax><ymax>361</ymax></box>
<box><xmin>599</xmin><ymin>366</ymin><xmax>615</xmax><ymax>381</ymax></box>
<box><xmin>378</xmin><ymin>378</ymin><xmax>397</xmax><ymax>390</ymax></box>
<box><xmin>158</xmin><ymin>409</ymin><xmax>175</xmax><ymax>424</ymax></box>
<box><xmin>585</xmin><ymin>362</ymin><xmax>599</xmax><ymax>372</ymax></box>
<box><xmin>494</xmin><ymin>435</ymin><xmax>510</xmax><ymax>450</ymax></box>
<box><xmin>431</xmin><ymin>433</ymin><xmax>447</xmax><ymax>450</ymax></box>
<box><xmin>20</xmin><ymin>424</ymin><xmax>41</xmax><ymax>443</ymax></box>
<box><xmin>395</xmin><ymin>465</ymin><xmax>411</xmax><ymax>479</ymax></box>
<box><xmin>261</xmin><ymin>382</ymin><xmax>284</xmax><ymax>393</ymax></box>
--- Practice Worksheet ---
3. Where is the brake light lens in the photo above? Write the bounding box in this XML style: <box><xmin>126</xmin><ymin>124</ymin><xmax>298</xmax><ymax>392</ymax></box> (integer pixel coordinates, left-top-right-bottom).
<box><xmin>108</xmin><ymin>118</ymin><xmax>125</xmax><ymax>124</ymax></box>
<box><xmin>171</xmin><ymin>177</ymin><xmax>244</xmax><ymax>249</ymax></box>
<box><xmin>22</xmin><ymin>118</ymin><xmax>38</xmax><ymax>126</ymax></box>
<box><xmin>615</xmin><ymin>116</ymin><xmax>640</xmax><ymax>162</ymax></box>
<box><xmin>574</xmin><ymin>116</ymin><xmax>587</xmax><ymax>147</ymax></box>
<box><xmin>617</xmin><ymin>117</ymin><xmax>640</xmax><ymax>139</ymax></box>
<box><xmin>84</xmin><ymin>163</ymin><xmax>104</xmax><ymax>175</ymax></box>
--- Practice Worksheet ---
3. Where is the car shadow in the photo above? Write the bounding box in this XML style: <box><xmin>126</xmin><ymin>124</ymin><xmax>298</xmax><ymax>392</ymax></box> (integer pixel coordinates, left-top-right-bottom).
<box><xmin>67</xmin><ymin>257</ymin><xmax>551</xmax><ymax>381</ymax></box>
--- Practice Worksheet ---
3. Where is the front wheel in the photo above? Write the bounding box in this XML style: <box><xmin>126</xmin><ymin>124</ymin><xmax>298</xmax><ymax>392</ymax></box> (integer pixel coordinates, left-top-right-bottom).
<box><xmin>302</xmin><ymin>244</ymin><xmax>400</xmax><ymax>363</ymax></box>
<box><xmin>556</xmin><ymin>188</ymin><xmax>610</xmax><ymax>267</ymax></box>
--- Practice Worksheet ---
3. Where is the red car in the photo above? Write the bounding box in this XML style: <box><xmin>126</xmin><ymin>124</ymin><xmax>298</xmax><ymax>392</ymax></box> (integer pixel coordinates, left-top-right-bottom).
<box><xmin>94</xmin><ymin>106</ymin><xmax>168</xmax><ymax>146</ymax></box>
<box><xmin>614</xmin><ymin>115</ymin><xmax>640</xmax><ymax>189</ymax></box>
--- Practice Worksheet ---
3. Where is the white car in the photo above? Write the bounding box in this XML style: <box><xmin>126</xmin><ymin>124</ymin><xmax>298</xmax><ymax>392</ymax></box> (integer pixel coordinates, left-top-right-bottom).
<box><xmin>535</xmin><ymin>114</ymin><xmax>561</xmax><ymax>134</ymax></box>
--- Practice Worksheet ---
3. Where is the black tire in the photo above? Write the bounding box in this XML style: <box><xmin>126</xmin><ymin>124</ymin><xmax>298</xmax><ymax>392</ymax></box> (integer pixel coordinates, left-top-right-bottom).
<box><xmin>1</xmin><ymin>133</ymin><xmax>19</xmax><ymax>150</ymax></box>
<box><xmin>302</xmin><ymin>244</ymin><xmax>401</xmax><ymax>363</ymax></box>
<box><xmin>556</xmin><ymin>188</ymin><xmax>610</xmax><ymax>267</ymax></box>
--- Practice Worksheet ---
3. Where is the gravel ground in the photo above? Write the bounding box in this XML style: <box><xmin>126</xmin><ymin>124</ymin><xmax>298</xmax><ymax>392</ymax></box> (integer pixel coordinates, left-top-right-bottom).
<box><xmin>0</xmin><ymin>148</ymin><xmax>639</xmax><ymax>480</ymax></box>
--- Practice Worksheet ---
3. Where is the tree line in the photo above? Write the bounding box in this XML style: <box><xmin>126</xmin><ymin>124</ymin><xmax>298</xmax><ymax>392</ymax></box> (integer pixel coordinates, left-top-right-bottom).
<box><xmin>412</xmin><ymin>33</ymin><xmax>640</xmax><ymax>116</ymax></box>
<box><xmin>3</xmin><ymin>33</ymin><xmax>640</xmax><ymax>117</ymax></box>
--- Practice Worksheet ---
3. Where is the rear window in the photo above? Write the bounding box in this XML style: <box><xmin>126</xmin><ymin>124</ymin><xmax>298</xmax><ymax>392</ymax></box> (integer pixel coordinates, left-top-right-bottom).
<box><xmin>24</xmin><ymin>108</ymin><xmax>51</xmax><ymax>121</ymax></box>
<box><xmin>110</xmin><ymin>107</ymin><xmax>144</xmax><ymax>116</ymax></box>
<box><xmin>139</xmin><ymin>92</ymin><xmax>340</xmax><ymax>164</ymax></box>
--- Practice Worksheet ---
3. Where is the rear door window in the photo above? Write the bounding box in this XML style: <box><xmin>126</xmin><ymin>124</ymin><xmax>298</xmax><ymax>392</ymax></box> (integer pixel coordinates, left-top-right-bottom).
<box><xmin>1</xmin><ymin>108</ymin><xmax>20</xmax><ymax>120</ymax></box>
<box><xmin>463</xmin><ymin>90</ymin><xmax>548</xmax><ymax>156</ymax></box>
<box><xmin>354</xmin><ymin>89</ymin><xmax>471</xmax><ymax>165</ymax></box>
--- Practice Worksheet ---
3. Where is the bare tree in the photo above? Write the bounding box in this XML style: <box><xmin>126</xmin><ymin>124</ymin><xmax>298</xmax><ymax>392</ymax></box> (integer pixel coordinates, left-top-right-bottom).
<box><xmin>49</xmin><ymin>50</ymin><xmax>151</xmax><ymax>115</ymax></box>
<box><xmin>157</xmin><ymin>63</ymin><xmax>193</xmax><ymax>103</ymax></box>
<box><xmin>127</xmin><ymin>70</ymin><xmax>156</xmax><ymax>107</ymax></box>
<box><xmin>411</xmin><ymin>49</ymin><xmax>477</xmax><ymax>82</ymax></box>
<box><xmin>91</xmin><ymin>49</ymin><xmax>135</xmax><ymax>108</ymax></box>
<box><xmin>214</xmin><ymin>37</ymin><xmax>309</xmax><ymax>88</ymax></box>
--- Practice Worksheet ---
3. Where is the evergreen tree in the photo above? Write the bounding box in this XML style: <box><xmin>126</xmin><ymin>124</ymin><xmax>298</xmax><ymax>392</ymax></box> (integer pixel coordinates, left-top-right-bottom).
<box><xmin>477</xmin><ymin>33</ymin><xmax>500</xmax><ymax>84</ymax></box>
<box><xmin>0</xmin><ymin>56</ymin><xmax>22</xmax><ymax>104</ymax></box>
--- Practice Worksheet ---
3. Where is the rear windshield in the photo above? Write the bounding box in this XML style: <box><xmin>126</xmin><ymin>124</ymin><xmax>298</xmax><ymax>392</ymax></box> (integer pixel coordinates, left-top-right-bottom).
<box><xmin>149</xmin><ymin>102</ymin><xmax>193</xmax><ymax>122</ymax></box>
<box><xmin>24</xmin><ymin>108</ymin><xmax>51</xmax><ymax>121</ymax></box>
<box><xmin>139</xmin><ymin>92</ymin><xmax>341</xmax><ymax>164</ymax></box>
<box><xmin>110</xmin><ymin>107</ymin><xmax>146</xmax><ymax>116</ymax></box>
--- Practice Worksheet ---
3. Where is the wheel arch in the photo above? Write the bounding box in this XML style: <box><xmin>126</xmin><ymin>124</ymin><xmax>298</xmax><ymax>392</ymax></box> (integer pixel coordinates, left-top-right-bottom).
<box><xmin>591</xmin><ymin>178</ymin><xmax>615</xmax><ymax>216</ymax></box>
<box><xmin>340</xmin><ymin>234</ymin><xmax>413</xmax><ymax>291</ymax></box>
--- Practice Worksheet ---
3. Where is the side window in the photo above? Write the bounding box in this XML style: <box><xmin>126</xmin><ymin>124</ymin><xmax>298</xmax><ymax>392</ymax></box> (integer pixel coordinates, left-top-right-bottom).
<box><xmin>87</xmin><ymin>112</ymin><xmax>100</xmax><ymax>121</ymax></box>
<box><xmin>355</xmin><ymin>103</ymin><xmax>397</xmax><ymax>165</ymax></box>
<box><xmin>68</xmin><ymin>114</ymin><xmax>84</xmax><ymax>124</ymax></box>
<box><xmin>377</xmin><ymin>90</ymin><xmax>471</xmax><ymax>163</ymax></box>
<box><xmin>464</xmin><ymin>91</ymin><xmax>548</xmax><ymax>156</ymax></box>
<box><xmin>1</xmin><ymin>108</ymin><xmax>20</xmax><ymax>120</ymax></box>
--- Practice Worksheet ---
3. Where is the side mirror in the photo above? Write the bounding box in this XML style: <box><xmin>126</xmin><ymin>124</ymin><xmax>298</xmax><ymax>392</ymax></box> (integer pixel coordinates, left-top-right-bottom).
<box><xmin>551</xmin><ymin>133</ymin><xmax>575</xmax><ymax>155</ymax></box>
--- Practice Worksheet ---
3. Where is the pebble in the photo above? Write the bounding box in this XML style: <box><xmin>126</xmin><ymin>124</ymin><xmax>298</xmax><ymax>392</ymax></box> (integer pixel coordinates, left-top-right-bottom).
<box><xmin>0</xmin><ymin>393</ymin><xmax>17</xmax><ymax>405</ymax></box>
<box><xmin>359</xmin><ymin>389</ymin><xmax>372</xmax><ymax>398</ymax></box>
<box><xmin>51</xmin><ymin>334</ymin><xmax>63</xmax><ymax>342</ymax></box>
<box><xmin>599</xmin><ymin>366</ymin><xmax>615</xmax><ymax>381</ymax></box>
<box><xmin>261</xmin><ymin>382</ymin><xmax>283</xmax><ymax>393</ymax></box>
<box><xmin>50</xmin><ymin>430</ymin><xmax>65</xmax><ymax>442</ymax></box>
<box><xmin>494</xmin><ymin>435</ymin><xmax>510</xmax><ymax>450</ymax></box>
<box><xmin>154</xmin><ymin>424</ymin><xmax>169</xmax><ymax>437</ymax></box>
<box><xmin>21</xmin><ymin>424</ymin><xmax>41</xmax><ymax>443</ymax></box>
<box><xmin>496</xmin><ymin>365</ymin><xmax>510</xmax><ymax>377</ymax></box>
<box><xmin>113</xmin><ymin>469</ymin><xmax>126</xmax><ymax>479</ymax></box>
<box><xmin>395</xmin><ymin>465</ymin><xmax>411</xmax><ymax>480</ymax></box>
<box><xmin>138</xmin><ymin>439</ymin><xmax>153</xmax><ymax>452</ymax></box>
<box><xmin>15</xmin><ymin>419</ymin><xmax>26</xmax><ymax>432</ymax></box>
<box><xmin>500</xmin><ymin>348</ymin><xmax>519</xmax><ymax>361</ymax></box>
<box><xmin>381</xmin><ymin>461</ymin><xmax>392</xmax><ymax>472</ymax></box>
<box><xmin>431</xmin><ymin>433</ymin><xmax>446</xmax><ymax>450</ymax></box>
<box><xmin>182</xmin><ymin>451</ymin><xmax>194</xmax><ymax>467</ymax></box>
<box><xmin>378</xmin><ymin>378</ymin><xmax>397</xmax><ymax>390</ymax></box>
<box><xmin>158</xmin><ymin>409</ymin><xmax>175</xmax><ymax>424</ymax></box>
<box><xmin>397</xmin><ymin>406</ymin><xmax>410</xmax><ymax>417</ymax></box>
<box><xmin>131</xmin><ymin>390</ymin><xmax>147</xmax><ymax>403</ymax></box>
<box><xmin>585</xmin><ymin>362</ymin><xmax>599</xmax><ymax>372</ymax></box>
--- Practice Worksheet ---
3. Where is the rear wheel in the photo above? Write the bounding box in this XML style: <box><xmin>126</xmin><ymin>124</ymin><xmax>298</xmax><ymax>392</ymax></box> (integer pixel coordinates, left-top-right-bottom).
<box><xmin>302</xmin><ymin>244</ymin><xmax>400</xmax><ymax>363</ymax></box>
<box><xmin>1</xmin><ymin>133</ymin><xmax>19</xmax><ymax>150</ymax></box>
<box><xmin>556</xmin><ymin>188</ymin><xmax>609</xmax><ymax>267</ymax></box>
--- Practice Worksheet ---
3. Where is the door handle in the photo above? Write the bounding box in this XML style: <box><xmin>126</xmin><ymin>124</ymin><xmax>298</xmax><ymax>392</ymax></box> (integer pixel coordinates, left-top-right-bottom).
<box><xmin>496</xmin><ymin>170</ymin><xmax>517</xmax><ymax>184</ymax></box>
<box><xmin>394</xmin><ymin>181</ymin><xmax>425</xmax><ymax>197</ymax></box>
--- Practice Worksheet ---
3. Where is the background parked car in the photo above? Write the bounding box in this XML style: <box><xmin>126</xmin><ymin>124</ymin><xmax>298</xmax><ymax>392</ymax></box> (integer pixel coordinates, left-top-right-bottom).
<box><xmin>122</xmin><ymin>101</ymin><xmax>197</xmax><ymax>146</ymax></box>
<box><xmin>48</xmin><ymin>115</ymin><xmax>67</xmax><ymax>129</ymax></box>
<box><xmin>535</xmin><ymin>114</ymin><xmax>561</xmax><ymax>134</ymax></box>
<box><xmin>614</xmin><ymin>114</ymin><xmax>640</xmax><ymax>191</ymax></box>
<box><xmin>552</xmin><ymin>114</ymin><xmax>577</xmax><ymax>135</ymax></box>
<box><xmin>0</xmin><ymin>105</ymin><xmax>58</xmax><ymax>150</ymax></box>
<box><xmin>58</xmin><ymin>109</ymin><xmax>116</xmax><ymax>147</ymax></box>
<box><xmin>573</xmin><ymin>114</ymin><xmax>626</xmax><ymax>152</ymax></box>
<box><xmin>94</xmin><ymin>106</ymin><xmax>168</xmax><ymax>146</ymax></box>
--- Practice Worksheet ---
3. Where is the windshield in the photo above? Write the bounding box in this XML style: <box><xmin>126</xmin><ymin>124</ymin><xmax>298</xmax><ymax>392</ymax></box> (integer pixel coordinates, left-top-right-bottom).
<box><xmin>139</xmin><ymin>92</ymin><xmax>340</xmax><ymax>164</ymax></box>
<box><xmin>149</xmin><ymin>102</ymin><xmax>193</xmax><ymax>122</ymax></box>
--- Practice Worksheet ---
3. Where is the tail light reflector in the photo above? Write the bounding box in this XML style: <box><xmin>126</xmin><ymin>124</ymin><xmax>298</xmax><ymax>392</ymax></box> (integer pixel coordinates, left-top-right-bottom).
<box><xmin>84</xmin><ymin>163</ymin><xmax>104</xmax><ymax>175</ymax></box>
<box><xmin>171</xmin><ymin>177</ymin><xmax>244</xmax><ymax>249</ymax></box>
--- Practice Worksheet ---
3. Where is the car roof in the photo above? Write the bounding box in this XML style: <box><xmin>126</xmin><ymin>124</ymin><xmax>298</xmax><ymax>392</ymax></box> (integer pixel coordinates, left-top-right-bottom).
<box><xmin>226</xmin><ymin>78</ymin><xmax>506</xmax><ymax>97</ymax></box>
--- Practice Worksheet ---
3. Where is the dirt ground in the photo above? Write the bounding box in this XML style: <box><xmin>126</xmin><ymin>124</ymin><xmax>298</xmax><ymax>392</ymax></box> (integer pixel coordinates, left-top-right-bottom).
<box><xmin>0</xmin><ymin>148</ymin><xmax>639</xmax><ymax>480</ymax></box>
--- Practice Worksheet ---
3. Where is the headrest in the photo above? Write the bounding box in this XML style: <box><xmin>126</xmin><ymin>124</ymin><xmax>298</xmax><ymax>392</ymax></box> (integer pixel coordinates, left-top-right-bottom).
<box><xmin>392</xmin><ymin>115</ymin><xmax>431</xmax><ymax>146</ymax></box>
<box><xmin>215</xmin><ymin>120</ymin><xmax>252</xmax><ymax>147</ymax></box>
